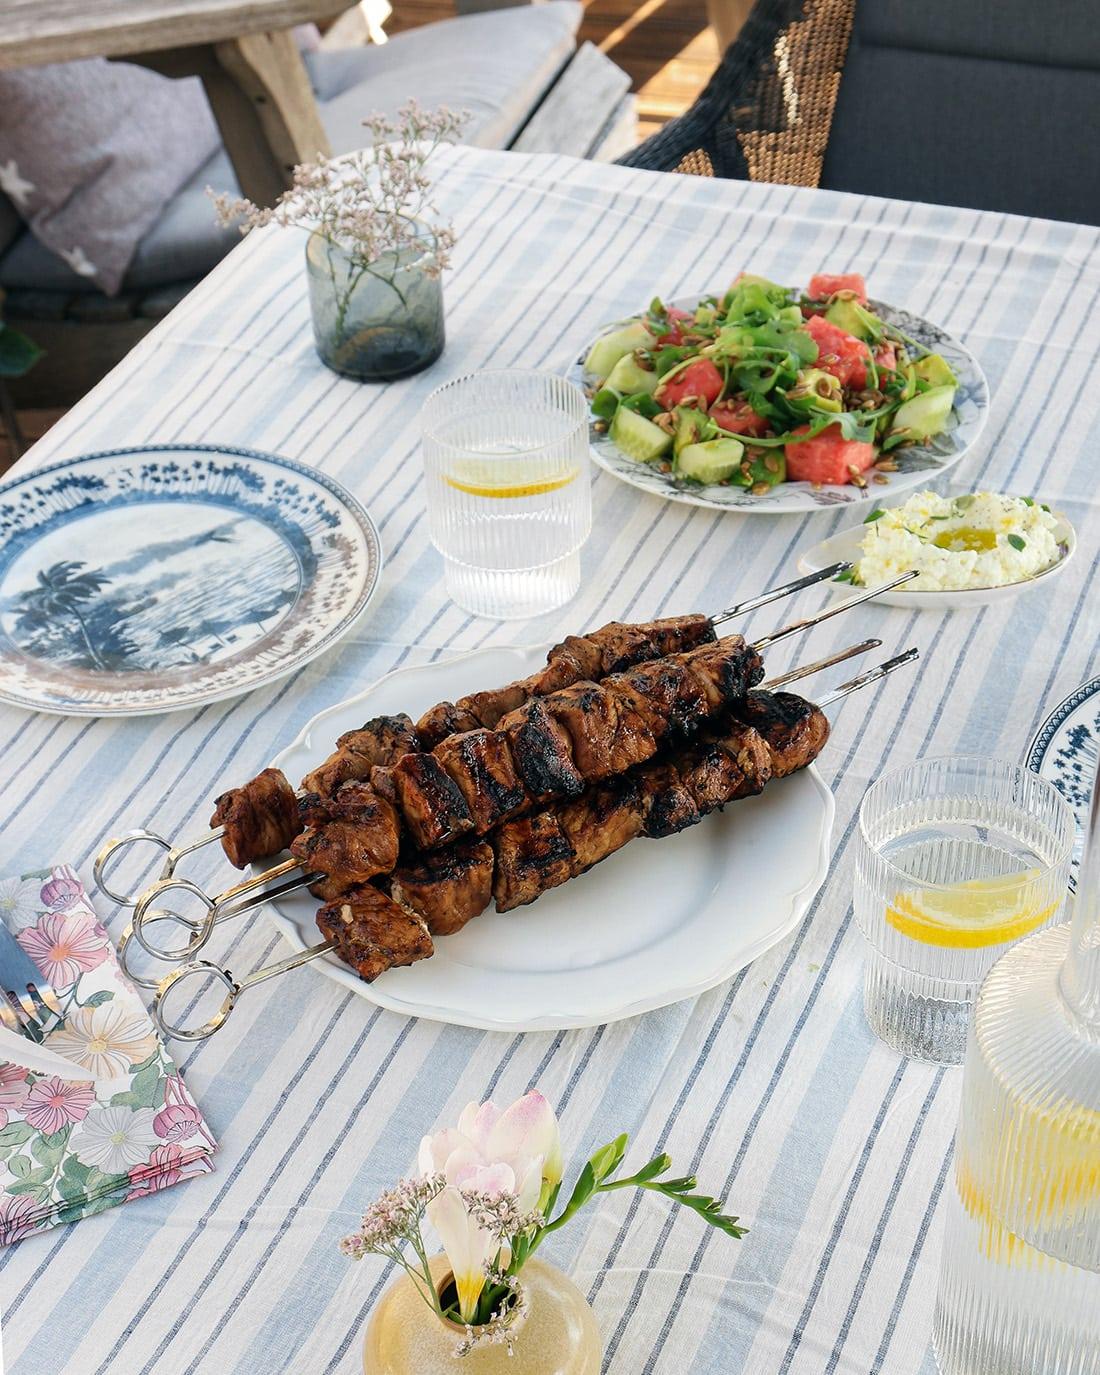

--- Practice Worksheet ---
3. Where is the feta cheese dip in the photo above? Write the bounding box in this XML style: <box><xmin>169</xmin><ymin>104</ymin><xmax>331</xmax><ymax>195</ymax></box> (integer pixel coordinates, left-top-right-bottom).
<box><xmin>856</xmin><ymin>491</ymin><xmax>1062</xmax><ymax>592</ymax></box>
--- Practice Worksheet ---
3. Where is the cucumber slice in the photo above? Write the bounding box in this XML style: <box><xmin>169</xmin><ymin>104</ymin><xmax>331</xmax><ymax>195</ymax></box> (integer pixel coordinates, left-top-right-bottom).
<box><xmin>675</xmin><ymin>437</ymin><xmax>745</xmax><ymax>483</ymax></box>
<box><xmin>609</xmin><ymin>406</ymin><xmax>672</xmax><ymax>463</ymax></box>
<box><xmin>913</xmin><ymin>353</ymin><xmax>958</xmax><ymax>389</ymax></box>
<box><xmin>585</xmin><ymin>321</ymin><xmax>653</xmax><ymax>379</ymax></box>
<box><xmin>890</xmin><ymin>384</ymin><xmax>956</xmax><ymax>442</ymax></box>
<box><xmin>605</xmin><ymin>354</ymin><xmax>659</xmax><ymax>396</ymax></box>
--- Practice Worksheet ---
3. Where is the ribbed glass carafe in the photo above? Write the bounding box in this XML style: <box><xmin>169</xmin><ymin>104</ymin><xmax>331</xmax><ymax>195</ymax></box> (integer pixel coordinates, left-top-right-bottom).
<box><xmin>933</xmin><ymin>753</ymin><xmax>1100</xmax><ymax>1373</ymax></box>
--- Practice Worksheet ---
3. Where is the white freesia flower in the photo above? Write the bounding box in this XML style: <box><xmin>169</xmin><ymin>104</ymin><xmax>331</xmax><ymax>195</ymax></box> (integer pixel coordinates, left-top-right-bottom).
<box><xmin>47</xmin><ymin>999</ymin><xmax>157</xmax><ymax>1078</ymax></box>
<box><xmin>0</xmin><ymin>877</ymin><xmax>42</xmax><ymax>929</ymax></box>
<box><xmin>74</xmin><ymin>1106</ymin><xmax>159</xmax><ymax>1174</ymax></box>
<box><xmin>418</xmin><ymin>1091</ymin><xmax>562</xmax><ymax>1322</ymax></box>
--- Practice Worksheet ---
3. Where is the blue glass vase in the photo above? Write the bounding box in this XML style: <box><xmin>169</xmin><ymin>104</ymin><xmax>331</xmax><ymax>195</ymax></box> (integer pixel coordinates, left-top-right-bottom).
<box><xmin>306</xmin><ymin>227</ymin><xmax>445</xmax><ymax>382</ymax></box>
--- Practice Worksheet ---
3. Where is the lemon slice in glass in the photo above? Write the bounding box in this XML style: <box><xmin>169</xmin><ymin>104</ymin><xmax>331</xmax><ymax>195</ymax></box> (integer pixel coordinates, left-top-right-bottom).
<box><xmin>885</xmin><ymin>870</ymin><xmax>1058</xmax><ymax>949</ymax></box>
<box><xmin>443</xmin><ymin>457</ymin><xmax>579</xmax><ymax>500</ymax></box>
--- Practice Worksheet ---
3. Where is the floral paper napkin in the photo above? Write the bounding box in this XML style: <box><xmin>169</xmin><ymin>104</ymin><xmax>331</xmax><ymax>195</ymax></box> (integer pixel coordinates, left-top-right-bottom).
<box><xmin>0</xmin><ymin>865</ymin><xmax>216</xmax><ymax>1245</ymax></box>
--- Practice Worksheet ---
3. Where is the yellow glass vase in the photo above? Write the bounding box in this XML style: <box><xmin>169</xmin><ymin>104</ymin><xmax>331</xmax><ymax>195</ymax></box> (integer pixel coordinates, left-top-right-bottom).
<box><xmin>363</xmin><ymin>1255</ymin><xmax>602</xmax><ymax>1375</ymax></box>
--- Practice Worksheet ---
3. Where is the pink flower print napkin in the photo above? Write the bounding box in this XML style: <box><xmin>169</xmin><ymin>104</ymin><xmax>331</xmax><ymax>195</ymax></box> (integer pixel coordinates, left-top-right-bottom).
<box><xmin>0</xmin><ymin>864</ymin><xmax>216</xmax><ymax>1245</ymax></box>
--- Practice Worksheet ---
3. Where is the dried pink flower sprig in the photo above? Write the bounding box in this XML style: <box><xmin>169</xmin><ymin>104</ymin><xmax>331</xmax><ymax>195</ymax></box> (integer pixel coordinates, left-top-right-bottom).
<box><xmin>211</xmin><ymin>101</ymin><xmax>467</xmax><ymax>278</ymax></box>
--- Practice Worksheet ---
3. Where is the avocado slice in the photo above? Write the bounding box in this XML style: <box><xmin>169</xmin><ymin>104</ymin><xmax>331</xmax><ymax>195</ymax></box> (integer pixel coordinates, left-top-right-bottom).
<box><xmin>784</xmin><ymin>368</ymin><xmax>843</xmax><ymax>414</ymax></box>
<box><xmin>913</xmin><ymin>353</ymin><xmax>958</xmax><ymax>389</ymax></box>
<box><xmin>585</xmin><ymin>320</ymin><xmax>654</xmax><ymax>380</ymax></box>
<box><xmin>889</xmin><ymin>384</ymin><xmax>956</xmax><ymax>444</ymax></box>
<box><xmin>824</xmin><ymin>297</ymin><xmax>884</xmax><ymax>343</ymax></box>
<box><xmin>672</xmin><ymin>405</ymin><xmax>710</xmax><ymax>457</ymax></box>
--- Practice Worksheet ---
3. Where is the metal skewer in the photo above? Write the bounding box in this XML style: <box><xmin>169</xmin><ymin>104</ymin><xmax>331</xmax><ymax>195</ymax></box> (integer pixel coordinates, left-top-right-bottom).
<box><xmin>149</xmin><ymin>642</ymin><xmax>919</xmax><ymax>1041</ymax></box>
<box><xmin>120</xmin><ymin>633</ymin><xmax>887</xmax><ymax>981</ymax></box>
<box><xmin>95</xmin><ymin>561</ymin><xmax>856</xmax><ymax>911</ymax></box>
<box><xmin>123</xmin><ymin>570</ymin><xmax>918</xmax><ymax>974</ymax></box>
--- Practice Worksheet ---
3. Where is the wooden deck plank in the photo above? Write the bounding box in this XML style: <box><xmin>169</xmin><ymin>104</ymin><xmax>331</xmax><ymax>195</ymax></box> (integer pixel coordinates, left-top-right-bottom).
<box><xmin>387</xmin><ymin>0</ymin><xmax>720</xmax><ymax>136</ymax></box>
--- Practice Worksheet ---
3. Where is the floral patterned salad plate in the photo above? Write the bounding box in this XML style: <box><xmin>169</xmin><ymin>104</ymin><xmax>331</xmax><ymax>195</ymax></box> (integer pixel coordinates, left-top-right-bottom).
<box><xmin>571</xmin><ymin>297</ymin><xmax>989</xmax><ymax>514</ymax></box>
<box><xmin>1028</xmin><ymin>676</ymin><xmax>1100</xmax><ymax>890</ymax></box>
<box><xmin>262</xmin><ymin>645</ymin><xmax>835</xmax><ymax>1032</ymax></box>
<box><xmin>0</xmin><ymin>445</ymin><xmax>382</xmax><ymax>717</ymax></box>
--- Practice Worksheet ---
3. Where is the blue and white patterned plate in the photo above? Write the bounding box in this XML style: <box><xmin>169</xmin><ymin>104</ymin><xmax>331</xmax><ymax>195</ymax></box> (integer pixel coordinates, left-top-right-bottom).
<box><xmin>1027</xmin><ymin>677</ymin><xmax>1100</xmax><ymax>890</ymax></box>
<box><xmin>570</xmin><ymin>296</ymin><xmax>990</xmax><ymax>514</ymax></box>
<box><xmin>0</xmin><ymin>445</ymin><xmax>382</xmax><ymax>717</ymax></box>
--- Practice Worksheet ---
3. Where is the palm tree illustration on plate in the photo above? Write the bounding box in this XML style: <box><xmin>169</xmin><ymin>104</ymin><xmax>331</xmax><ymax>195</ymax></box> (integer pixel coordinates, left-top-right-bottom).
<box><xmin>13</xmin><ymin>562</ymin><xmax>121</xmax><ymax>671</ymax></box>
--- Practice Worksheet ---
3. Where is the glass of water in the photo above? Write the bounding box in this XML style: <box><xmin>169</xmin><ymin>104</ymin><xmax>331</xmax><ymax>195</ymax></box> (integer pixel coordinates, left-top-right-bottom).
<box><xmin>421</xmin><ymin>370</ymin><xmax>591</xmax><ymax>620</ymax></box>
<box><xmin>854</xmin><ymin>756</ymin><xmax>1074</xmax><ymax>1064</ymax></box>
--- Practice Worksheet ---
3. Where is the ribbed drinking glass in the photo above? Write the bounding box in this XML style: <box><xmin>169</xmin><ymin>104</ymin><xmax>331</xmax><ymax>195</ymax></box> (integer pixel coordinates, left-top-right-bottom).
<box><xmin>854</xmin><ymin>756</ymin><xmax>1074</xmax><ymax>1064</ymax></box>
<box><xmin>933</xmin><ymin>748</ymin><xmax>1100</xmax><ymax>1374</ymax></box>
<box><xmin>421</xmin><ymin>370</ymin><xmax>591</xmax><ymax>620</ymax></box>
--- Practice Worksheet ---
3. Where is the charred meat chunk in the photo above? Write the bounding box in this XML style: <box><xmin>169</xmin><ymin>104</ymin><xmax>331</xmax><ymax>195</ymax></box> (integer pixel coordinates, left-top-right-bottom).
<box><xmin>546</xmin><ymin>681</ymin><xmax>657</xmax><ymax>779</ymax></box>
<box><xmin>455</xmin><ymin>683</ymin><xmax>528</xmax><ymax>730</ymax></box>
<box><xmin>391</xmin><ymin>752</ymin><xmax>475</xmax><ymax>849</ymax></box>
<box><xmin>316</xmin><ymin>887</ymin><xmax>432</xmax><ymax>982</ymax></box>
<box><xmin>415</xmin><ymin>701</ymin><xmax>483</xmax><ymax>750</ymax></box>
<box><xmin>733</xmin><ymin>691</ymin><xmax>829</xmax><ymax>777</ymax></box>
<box><xmin>212</xmin><ymin>768</ymin><xmax>299</xmax><ymax>868</ymax></box>
<box><xmin>678</xmin><ymin>727</ymin><xmax>771</xmax><ymax>812</ymax></box>
<box><xmin>614</xmin><ymin>658</ymin><xmax>710</xmax><ymax>741</ymax></box>
<box><xmin>558</xmin><ymin>773</ymin><xmax>645</xmax><ymax>874</ymax></box>
<box><xmin>389</xmin><ymin>839</ymin><xmax>494</xmax><ymax>936</ymax></box>
<box><xmin>433</xmin><ymin>729</ymin><xmax>528</xmax><ymax>833</ymax></box>
<box><xmin>300</xmin><ymin>714</ymin><xmax>420</xmax><ymax>796</ymax></box>
<box><xmin>498</xmin><ymin>699</ymin><xmax>585</xmax><ymax>802</ymax></box>
<box><xmin>681</xmin><ymin>638</ymin><xmax>764</xmax><ymax>711</ymax></box>
<box><xmin>640</xmin><ymin>763</ymin><xmax>701</xmax><ymax>837</ymax></box>
<box><xmin>492</xmin><ymin>812</ymin><xmax>577</xmax><ymax>911</ymax></box>
<box><xmin>290</xmin><ymin>792</ymin><xmax>401</xmax><ymax>883</ymax></box>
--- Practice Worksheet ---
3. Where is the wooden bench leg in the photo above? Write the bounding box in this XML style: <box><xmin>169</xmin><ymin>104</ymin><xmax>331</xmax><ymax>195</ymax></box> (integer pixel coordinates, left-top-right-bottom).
<box><xmin>134</xmin><ymin>32</ymin><xmax>331</xmax><ymax>207</ymax></box>
<box><xmin>212</xmin><ymin>31</ymin><xmax>332</xmax><ymax>204</ymax></box>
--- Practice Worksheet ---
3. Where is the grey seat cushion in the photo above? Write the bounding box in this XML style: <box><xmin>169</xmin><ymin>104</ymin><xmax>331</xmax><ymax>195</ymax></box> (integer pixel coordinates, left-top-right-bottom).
<box><xmin>1</xmin><ymin>3</ymin><xmax>580</xmax><ymax>296</ymax></box>
<box><xmin>822</xmin><ymin>1</ymin><xmax>1100</xmax><ymax>224</ymax></box>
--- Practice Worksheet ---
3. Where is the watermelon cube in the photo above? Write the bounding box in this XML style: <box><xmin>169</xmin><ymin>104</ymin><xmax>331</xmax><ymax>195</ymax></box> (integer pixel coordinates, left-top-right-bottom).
<box><xmin>808</xmin><ymin>272</ymin><xmax>868</xmax><ymax>304</ymax></box>
<box><xmin>786</xmin><ymin>424</ymin><xmax>877</xmax><ymax>485</ymax></box>
<box><xmin>803</xmin><ymin>313</ymin><xmax>870</xmax><ymax>390</ymax></box>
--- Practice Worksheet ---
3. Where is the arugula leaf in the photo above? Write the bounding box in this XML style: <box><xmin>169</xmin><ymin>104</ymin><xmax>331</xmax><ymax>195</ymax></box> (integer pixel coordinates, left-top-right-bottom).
<box><xmin>591</xmin><ymin>388</ymin><xmax>620</xmax><ymax>420</ymax></box>
<box><xmin>620</xmin><ymin>393</ymin><xmax>662</xmax><ymax>419</ymax></box>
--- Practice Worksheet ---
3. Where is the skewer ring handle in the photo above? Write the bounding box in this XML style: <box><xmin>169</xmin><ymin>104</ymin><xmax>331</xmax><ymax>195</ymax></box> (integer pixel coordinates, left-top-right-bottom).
<box><xmin>132</xmin><ymin>878</ymin><xmax>217</xmax><ymax>961</ymax></box>
<box><xmin>117</xmin><ymin>918</ymin><xmax>184</xmax><ymax>992</ymax></box>
<box><xmin>94</xmin><ymin>830</ymin><xmax>175</xmax><ymax>907</ymax></box>
<box><xmin>154</xmin><ymin>961</ymin><xmax>239</xmax><ymax>1042</ymax></box>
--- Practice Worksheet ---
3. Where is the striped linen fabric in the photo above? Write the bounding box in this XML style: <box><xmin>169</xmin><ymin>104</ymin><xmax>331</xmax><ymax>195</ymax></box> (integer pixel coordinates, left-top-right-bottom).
<box><xmin>0</xmin><ymin>144</ymin><xmax>1097</xmax><ymax>1374</ymax></box>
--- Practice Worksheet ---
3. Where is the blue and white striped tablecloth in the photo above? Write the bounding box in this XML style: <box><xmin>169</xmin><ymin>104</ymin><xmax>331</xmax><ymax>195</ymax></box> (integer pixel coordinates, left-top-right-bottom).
<box><xmin>1</xmin><ymin>145</ymin><xmax>1098</xmax><ymax>1374</ymax></box>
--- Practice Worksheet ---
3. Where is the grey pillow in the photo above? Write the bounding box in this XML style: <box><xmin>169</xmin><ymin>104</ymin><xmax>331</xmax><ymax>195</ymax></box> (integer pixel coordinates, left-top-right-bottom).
<box><xmin>0</xmin><ymin>58</ymin><xmax>220</xmax><ymax>295</ymax></box>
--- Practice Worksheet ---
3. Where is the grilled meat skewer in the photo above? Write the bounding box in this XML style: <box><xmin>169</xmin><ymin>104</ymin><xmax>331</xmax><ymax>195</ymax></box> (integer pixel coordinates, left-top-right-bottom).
<box><xmin>316</xmin><ymin>690</ymin><xmax>828</xmax><ymax>981</ymax></box>
<box><xmin>211</xmin><ymin>615</ymin><xmax>717</xmax><ymax>868</ymax></box>
<box><xmin>295</xmin><ymin>636</ymin><xmax>765</xmax><ymax>888</ymax></box>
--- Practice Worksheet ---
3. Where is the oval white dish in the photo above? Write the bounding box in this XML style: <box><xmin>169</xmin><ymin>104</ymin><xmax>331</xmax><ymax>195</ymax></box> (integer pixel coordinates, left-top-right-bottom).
<box><xmin>262</xmin><ymin>644</ymin><xmax>835</xmax><ymax>1032</ymax></box>
<box><xmin>797</xmin><ymin>508</ymin><xmax>1075</xmax><ymax>609</ymax></box>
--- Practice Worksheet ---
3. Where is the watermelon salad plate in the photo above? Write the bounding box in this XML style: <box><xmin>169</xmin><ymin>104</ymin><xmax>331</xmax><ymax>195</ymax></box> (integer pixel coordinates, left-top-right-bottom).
<box><xmin>569</xmin><ymin>272</ymin><xmax>989</xmax><ymax>515</ymax></box>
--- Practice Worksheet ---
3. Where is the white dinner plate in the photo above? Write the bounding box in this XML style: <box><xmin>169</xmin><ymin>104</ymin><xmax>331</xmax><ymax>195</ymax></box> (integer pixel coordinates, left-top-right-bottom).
<box><xmin>0</xmin><ymin>445</ymin><xmax>383</xmax><ymax>716</ymax></box>
<box><xmin>797</xmin><ymin>508</ymin><xmax>1076</xmax><ymax>609</ymax></box>
<box><xmin>571</xmin><ymin>296</ymin><xmax>989</xmax><ymax>515</ymax></box>
<box><xmin>262</xmin><ymin>645</ymin><xmax>835</xmax><ymax>1031</ymax></box>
